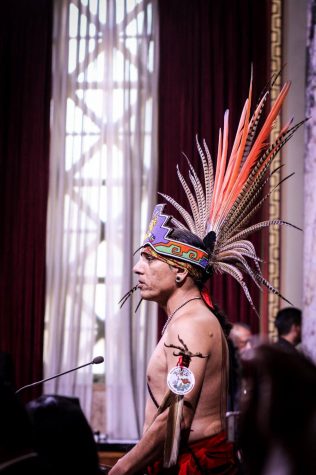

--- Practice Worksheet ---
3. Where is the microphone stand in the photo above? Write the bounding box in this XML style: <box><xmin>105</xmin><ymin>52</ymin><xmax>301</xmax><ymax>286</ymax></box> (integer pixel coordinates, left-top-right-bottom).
<box><xmin>15</xmin><ymin>357</ymin><xmax>104</xmax><ymax>394</ymax></box>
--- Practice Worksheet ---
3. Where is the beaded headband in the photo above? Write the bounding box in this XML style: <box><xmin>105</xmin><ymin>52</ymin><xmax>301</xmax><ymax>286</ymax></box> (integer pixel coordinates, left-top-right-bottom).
<box><xmin>142</xmin><ymin>204</ymin><xmax>209</xmax><ymax>270</ymax></box>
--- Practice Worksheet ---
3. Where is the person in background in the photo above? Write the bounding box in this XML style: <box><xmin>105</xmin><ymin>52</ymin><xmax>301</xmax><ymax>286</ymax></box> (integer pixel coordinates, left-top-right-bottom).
<box><xmin>26</xmin><ymin>394</ymin><xmax>103</xmax><ymax>475</ymax></box>
<box><xmin>227</xmin><ymin>323</ymin><xmax>257</xmax><ymax>413</ymax></box>
<box><xmin>274</xmin><ymin>307</ymin><xmax>302</xmax><ymax>353</ymax></box>
<box><xmin>229</xmin><ymin>323</ymin><xmax>254</xmax><ymax>357</ymax></box>
<box><xmin>0</xmin><ymin>381</ymin><xmax>54</xmax><ymax>474</ymax></box>
<box><xmin>237</xmin><ymin>343</ymin><xmax>316</xmax><ymax>475</ymax></box>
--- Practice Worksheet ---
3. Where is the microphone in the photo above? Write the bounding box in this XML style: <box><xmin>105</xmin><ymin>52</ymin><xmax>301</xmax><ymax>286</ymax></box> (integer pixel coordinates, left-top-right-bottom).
<box><xmin>15</xmin><ymin>356</ymin><xmax>104</xmax><ymax>394</ymax></box>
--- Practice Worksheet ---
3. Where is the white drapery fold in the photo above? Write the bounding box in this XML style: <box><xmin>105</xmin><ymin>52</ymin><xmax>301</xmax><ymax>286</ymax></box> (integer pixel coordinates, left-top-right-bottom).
<box><xmin>44</xmin><ymin>0</ymin><xmax>158</xmax><ymax>437</ymax></box>
<box><xmin>104</xmin><ymin>0</ymin><xmax>159</xmax><ymax>440</ymax></box>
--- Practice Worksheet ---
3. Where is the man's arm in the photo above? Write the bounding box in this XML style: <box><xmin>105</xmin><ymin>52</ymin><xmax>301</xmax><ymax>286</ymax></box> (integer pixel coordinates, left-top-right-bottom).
<box><xmin>164</xmin><ymin>316</ymin><xmax>210</xmax><ymax>431</ymax></box>
<box><xmin>108</xmin><ymin>407</ymin><xmax>169</xmax><ymax>474</ymax></box>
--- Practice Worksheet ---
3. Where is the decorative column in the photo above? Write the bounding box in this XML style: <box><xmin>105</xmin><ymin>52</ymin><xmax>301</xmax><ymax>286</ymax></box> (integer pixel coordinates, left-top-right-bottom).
<box><xmin>303</xmin><ymin>0</ymin><xmax>316</xmax><ymax>362</ymax></box>
<box><xmin>264</xmin><ymin>0</ymin><xmax>282</xmax><ymax>338</ymax></box>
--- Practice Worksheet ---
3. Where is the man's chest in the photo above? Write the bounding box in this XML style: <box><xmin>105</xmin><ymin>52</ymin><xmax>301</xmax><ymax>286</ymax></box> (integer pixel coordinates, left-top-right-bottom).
<box><xmin>146</xmin><ymin>339</ymin><xmax>168</xmax><ymax>394</ymax></box>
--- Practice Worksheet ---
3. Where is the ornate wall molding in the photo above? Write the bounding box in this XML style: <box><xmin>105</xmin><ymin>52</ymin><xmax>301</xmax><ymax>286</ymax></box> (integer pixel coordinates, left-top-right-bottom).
<box><xmin>267</xmin><ymin>0</ymin><xmax>282</xmax><ymax>338</ymax></box>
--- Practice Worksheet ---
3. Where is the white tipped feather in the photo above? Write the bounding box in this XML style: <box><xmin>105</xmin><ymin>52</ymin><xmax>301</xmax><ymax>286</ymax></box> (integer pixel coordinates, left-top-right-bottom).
<box><xmin>163</xmin><ymin>395</ymin><xmax>184</xmax><ymax>468</ymax></box>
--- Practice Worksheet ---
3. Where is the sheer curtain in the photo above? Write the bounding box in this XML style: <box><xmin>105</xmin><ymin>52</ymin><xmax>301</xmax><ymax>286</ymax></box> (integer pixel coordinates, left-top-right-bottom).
<box><xmin>44</xmin><ymin>0</ymin><xmax>158</xmax><ymax>438</ymax></box>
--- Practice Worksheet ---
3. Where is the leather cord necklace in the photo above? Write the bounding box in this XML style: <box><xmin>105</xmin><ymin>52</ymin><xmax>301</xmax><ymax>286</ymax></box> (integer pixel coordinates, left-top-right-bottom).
<box><xmin>161</xmin><ymin>297</ymin><xmax>201</xmax><ymax>336</ymax></box>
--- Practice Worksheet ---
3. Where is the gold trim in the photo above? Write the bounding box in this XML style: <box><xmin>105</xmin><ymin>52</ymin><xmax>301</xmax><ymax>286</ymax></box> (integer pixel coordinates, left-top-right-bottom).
<box><xmin>268</xmin><ymin>0</ymin><xmax>282</xmax><ymax>338</ymax></box>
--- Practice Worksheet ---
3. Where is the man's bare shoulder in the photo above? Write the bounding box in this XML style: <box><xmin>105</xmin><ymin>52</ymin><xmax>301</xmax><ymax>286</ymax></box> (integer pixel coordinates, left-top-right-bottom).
<box><xmin>169</xmin><ymin>304</ymin><xmax>221</xmax><ymax>332</ymax></box>
<box><xmin>164</xmin><ymin>304</ymin><xmax>222</xmax><ymax>354</ymax></box>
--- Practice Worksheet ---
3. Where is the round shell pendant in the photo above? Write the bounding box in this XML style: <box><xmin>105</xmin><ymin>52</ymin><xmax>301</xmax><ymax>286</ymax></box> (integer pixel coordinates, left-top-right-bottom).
<box><xmin>167</xmin><ymin>366</ymin><xmax>195</xmax><ymax>395</ymax></box>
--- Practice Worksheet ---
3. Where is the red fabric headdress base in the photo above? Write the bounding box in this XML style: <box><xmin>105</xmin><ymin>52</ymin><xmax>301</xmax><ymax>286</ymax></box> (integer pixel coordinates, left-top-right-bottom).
<box><xmin>201</xmin><ymin>286</ymin><xmax>214</xmax><ymax>310</ymax></box>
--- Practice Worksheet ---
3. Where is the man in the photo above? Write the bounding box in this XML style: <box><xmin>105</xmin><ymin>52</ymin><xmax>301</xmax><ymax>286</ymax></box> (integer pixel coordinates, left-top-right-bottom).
<box><xmin>237</xmin><ymin>344</ymin><xmax>316</xmax><ymax>475</ymax></box>
<box><xmin>109</xmin><ymin>75</ymin><xmax>302</xmax><ymax>474</ymax></box>
<box><xmin>228</xmin><ymin>323</ymin><xmax>254</xmax><ymax>412</ymax></box>
<box><xmin>110</xmin><ymin>224</ymin><xmax>238</xmax><ymax>474</ymax></box>
<box><xmin>0</xmin><ymin>381</ymin><xmax>54</xmax><ymax>474</ymax></box>
<box><xmin>229</xmin><ymin>323</ymin><xmax>253</xmax><ymax>357</ymax></box>
<box><xmin>274</xmin><ymin>307</ymin><xmax>302</xmax><ymax>353</ymax></box>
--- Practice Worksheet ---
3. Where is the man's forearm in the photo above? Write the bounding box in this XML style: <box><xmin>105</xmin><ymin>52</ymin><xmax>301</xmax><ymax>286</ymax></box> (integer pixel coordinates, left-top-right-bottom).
<box><xmin>108</xmin><ymin>410</ymin><xmax>169</xmax><ymax>475</ymax></box>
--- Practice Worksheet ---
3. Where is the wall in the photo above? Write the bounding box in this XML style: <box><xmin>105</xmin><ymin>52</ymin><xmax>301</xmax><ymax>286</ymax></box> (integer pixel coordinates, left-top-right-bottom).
<box><xmin>281</xmin><ymin>0</ymin><xmax>307</xmax><ymax>309</ymax></box>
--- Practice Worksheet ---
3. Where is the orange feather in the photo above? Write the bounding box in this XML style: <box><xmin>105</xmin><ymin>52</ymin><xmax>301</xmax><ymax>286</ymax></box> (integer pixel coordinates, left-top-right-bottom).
<box><xmin>224</xmin><ymin>81</ymin><xmax>291</xmax><ymax>213</ymax></box>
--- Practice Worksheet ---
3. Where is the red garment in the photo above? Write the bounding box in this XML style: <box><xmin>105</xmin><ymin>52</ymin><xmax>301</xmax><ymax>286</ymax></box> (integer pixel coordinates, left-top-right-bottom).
<box><xmin>146</xmin><ymin>431</ymin><xmax>239</xmax><ymax>474</ymax></box>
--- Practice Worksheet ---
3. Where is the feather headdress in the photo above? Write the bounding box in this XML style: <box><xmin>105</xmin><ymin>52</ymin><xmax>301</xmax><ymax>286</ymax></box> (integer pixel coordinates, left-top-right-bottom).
<box><xmin>153</xmin><ymin>73</ymin><xmax>305</xmax><ymax>316</ymax></box>
<box><xmin>121</xmin><ymin>74</ymin><xmax>305</xmax><ymax>471</ymax></box>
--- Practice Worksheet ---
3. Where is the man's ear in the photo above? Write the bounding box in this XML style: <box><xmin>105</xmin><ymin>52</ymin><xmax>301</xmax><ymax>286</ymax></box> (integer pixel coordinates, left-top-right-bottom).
<box><xmin>294</xmin><ymin>323</ymin><xmax>301</xmax><ymax>334</ymax></box>
<box><xmin>175</xmin><ymin>266</ymin><xmax>189</xmax><ymax>284</ymax></box>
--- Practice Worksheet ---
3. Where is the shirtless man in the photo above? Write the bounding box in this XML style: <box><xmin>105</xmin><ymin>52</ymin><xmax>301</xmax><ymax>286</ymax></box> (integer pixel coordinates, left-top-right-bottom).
<box><xmin>109</xmin><ymin>75</ymin><xmax>298</xmax><ymax>473</ymax></box>
<box><xmin>109</xmin><ymin>222</ymin><xmax>238</xmax><ymax>474</ymax></box>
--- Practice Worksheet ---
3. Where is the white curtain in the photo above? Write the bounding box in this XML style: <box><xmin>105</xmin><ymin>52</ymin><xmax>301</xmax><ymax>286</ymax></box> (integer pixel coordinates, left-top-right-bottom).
<box><xmin>44</xmin><ymin>0</ymin><xmax>159</xmax><ymax>437</ymax></box>
<box><xmin>104</xmin><ymin>0</ymin><xmax>159</xmax><ymax>440</ymax></box>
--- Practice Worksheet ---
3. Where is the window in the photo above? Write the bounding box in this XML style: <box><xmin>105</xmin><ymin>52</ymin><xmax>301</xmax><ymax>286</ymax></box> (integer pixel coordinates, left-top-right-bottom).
<box><xmin>45</xmin><ymin>0</ymin><xmax>157</xmax><ymax>437</ymax></box>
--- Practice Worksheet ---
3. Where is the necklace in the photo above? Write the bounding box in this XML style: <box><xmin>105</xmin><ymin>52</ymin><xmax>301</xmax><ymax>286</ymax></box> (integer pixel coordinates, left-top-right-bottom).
<box><xmin>161</xmin><ymin>297</ymin><xmax>202</xmax><ymax>336</ymax></box>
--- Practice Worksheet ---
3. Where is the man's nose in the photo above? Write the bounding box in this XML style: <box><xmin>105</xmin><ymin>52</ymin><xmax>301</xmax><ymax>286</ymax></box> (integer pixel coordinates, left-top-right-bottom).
<box><xmin>133</xmin><ymin>259</ymin><xmax>143</xmax><ymax>274</ymax></box>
